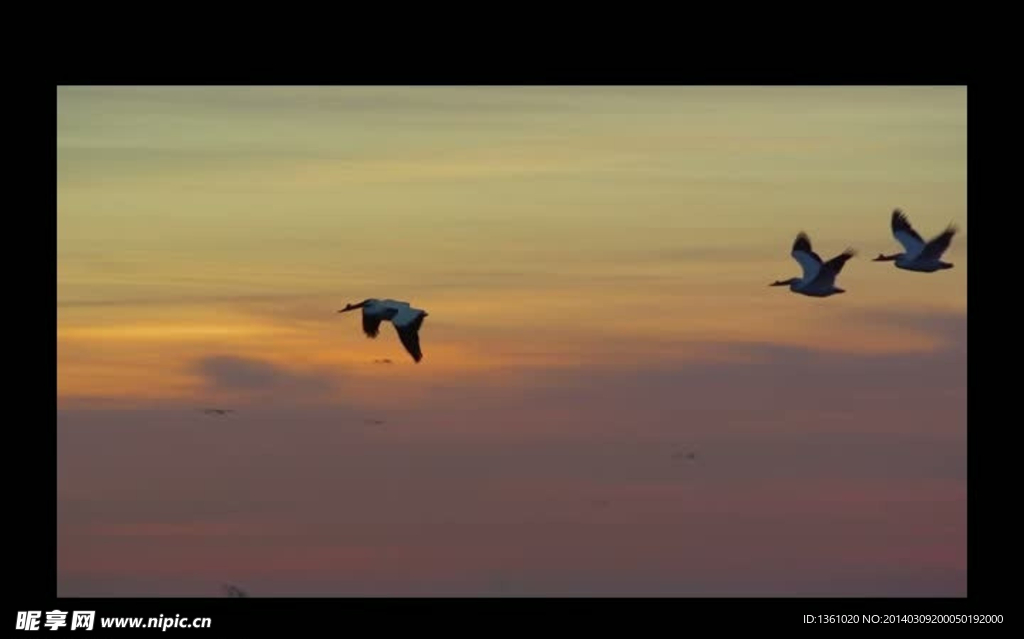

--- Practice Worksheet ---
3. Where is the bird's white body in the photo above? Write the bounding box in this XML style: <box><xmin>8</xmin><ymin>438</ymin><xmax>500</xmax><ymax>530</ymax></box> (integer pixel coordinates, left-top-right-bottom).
<box><xmin>337</xmin><ymin>298</ymin><xmax>429</xmax><ymax>362</ymax></box>
<box><xmin>892</xmin><ymin>254</ymin><xmax>950</xmax><ymax>272</ymax></box>
<box><xmin>363</xmin><ymin>299</ymin><xmax>417</xmax><ymax>325</ymax></box>
<box><xmin>772</xmin><ymin>232</ymin><xmax>856</xmax><ymax>297</ymax></box>
<box><xmin>875</xmin><ymin>209</ymin><xmax>957</xmax><ymax>272</ymax></box>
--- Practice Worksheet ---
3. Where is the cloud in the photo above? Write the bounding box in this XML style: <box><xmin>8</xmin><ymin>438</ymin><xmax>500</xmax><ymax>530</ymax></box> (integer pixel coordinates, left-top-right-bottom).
<box><xmin>193</xmin><ymin>355</ymin><xmax>336</xmax><ymax>398</ymax></box>
<box><xmin>58</xmin><ymin>327</ymin><xmax>966</xmax><ymax>597</ymax></box>
<box><xmin>57</xmin><ymin>292</ymin><xmax>315</xmax><ymax>310</ymax></box>
<box><xmin>58</xmin><ymin>311</ymin><xmax>966</xmax><ymax>597</ymax></box>
<box><xmin>58</xmin><ymin>86</ymin><xmax>593</xmax><ymax>119</ymax></box>
<box><xmin>844</xmin><ymin>307</ymin><xmax>966</xmax><ymax>351</ymax></box>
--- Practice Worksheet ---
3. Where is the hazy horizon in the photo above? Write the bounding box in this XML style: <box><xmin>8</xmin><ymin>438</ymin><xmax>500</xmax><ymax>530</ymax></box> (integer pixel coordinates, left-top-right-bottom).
<box><xmin>58</xmin><ymin>85</ymin><xmax>966</xmax><ymax>597</ymax></box>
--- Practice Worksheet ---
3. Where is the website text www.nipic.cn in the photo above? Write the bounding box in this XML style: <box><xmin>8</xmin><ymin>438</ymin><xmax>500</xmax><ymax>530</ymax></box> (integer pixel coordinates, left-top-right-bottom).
<box><xmin>16</xmin><ymin>610</ymin><xmax>212</xmax><ymax>631</ymax></box>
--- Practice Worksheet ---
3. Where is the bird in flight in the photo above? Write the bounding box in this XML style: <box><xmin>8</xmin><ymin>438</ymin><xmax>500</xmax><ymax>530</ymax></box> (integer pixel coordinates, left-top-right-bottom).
<box><xmin>338</xmin><ymin>298</ymin><xmax>429</xmax><ymax>363</ymax></box>
<box><xmin>874</xmin><ymin>208</ymin><xmax>958</xmax><ymax>272</ymax></box>
<box><xmin>770</xmin><ymin>232</ymin><xmax>856</xmax><ymax>297</ymax></box>
<box><xmin>201</xmin><ymin>409</ymin><xmax>234</xmax><ymax>416</ymax></box>
<box><xmin>222</xmin><ymin>583</ymin><xmax>248</xmax><ymax>597</ymax></box>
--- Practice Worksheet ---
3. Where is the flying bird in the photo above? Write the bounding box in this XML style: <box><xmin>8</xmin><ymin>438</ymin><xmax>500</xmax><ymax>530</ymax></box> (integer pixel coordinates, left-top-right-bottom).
<box><xmin>337</xmin><ymin>298</ymin><xmax>429</xmax><ymax>363</ymax></box>
<box><xmin>222</xmin><ymin>583</ymin><xmax>248</xmax><ymax>597</ymax></box>
<box><xmin>771</xmin><ymin>232</ymin><xmax>856</xmax><ymax>297</ymax></box>
<box><xmin>201</xmin><ymin>409</ymin><xmax>234</xmax><ymax>416</ymax></box>
<box><xmin>874</xmin><ymin>208</ymin><xmax>958</xmax><ymax>272</ymax></box>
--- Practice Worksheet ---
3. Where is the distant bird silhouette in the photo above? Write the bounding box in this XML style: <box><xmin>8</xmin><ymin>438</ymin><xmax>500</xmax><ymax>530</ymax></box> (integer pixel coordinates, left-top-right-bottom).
<box><xmin>201</xmin><ymin>409</ymin><xmax>234</xmax><ymax>416</ymax></box>
<box><xmin>364</xmin><ymin>418</ymin><xmax>385</xmax><ymax>425</ymax></box>
<box><xmin>672</xmin><ymin>451</ymin><xmax>697</xmax><ymax>461</ymax></box>
<box><xmin>771</xmin><ymin>232</ymin><xmax>856</xmax><ymax>297</ymax></box>
<box><xmin>222</xmin><ymin>583</ymin><xmax>248</xmax><ymax>597</ymax></box>
<box><xmin>874</xmin><ymin>208</ymin><xmax>958</xmax><ymax>272</ymax></box>
<box><xmin>373</xmin><ymin>358</ymin><xmax>393</xmax><ymax>364</ymax></box>
<box><xmin>338</xmin><ymin>298</ymin><xmax>429</xmax><ymax>363</ymax></box>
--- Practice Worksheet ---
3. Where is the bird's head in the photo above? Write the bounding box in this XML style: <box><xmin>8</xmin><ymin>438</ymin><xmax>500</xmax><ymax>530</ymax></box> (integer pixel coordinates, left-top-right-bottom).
<box><xmin>338</xmin><ymin>299</ymin><xmax>372</xmax><ymax>313</ymax></box>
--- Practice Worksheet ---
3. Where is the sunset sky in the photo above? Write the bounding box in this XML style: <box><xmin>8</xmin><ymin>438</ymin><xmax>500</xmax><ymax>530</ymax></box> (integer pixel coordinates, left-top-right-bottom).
<box><xmin>57</xmin><ymin>86</ymin><xmax>966</xmax><ymax>596</ymax></box>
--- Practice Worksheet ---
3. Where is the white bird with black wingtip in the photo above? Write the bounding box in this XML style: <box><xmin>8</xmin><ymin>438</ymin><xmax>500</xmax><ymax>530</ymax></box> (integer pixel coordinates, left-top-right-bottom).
<box><xmin>337</xmin><ymin>298</ymin><xmax>429</xmax><ymax>363</ymax></box>
<box><xmin>874</xmin><ymin>208</ymin><xmax>958</xmax><ymax>272</ymax></box>
<box><xmin>770</xmin><ymin>232</ymin><xmax>857</xmax><ymax>297</ymax></box>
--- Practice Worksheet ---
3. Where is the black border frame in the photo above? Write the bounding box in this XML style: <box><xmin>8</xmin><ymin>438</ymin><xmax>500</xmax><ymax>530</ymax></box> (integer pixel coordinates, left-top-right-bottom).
<box><xmin>40</xmin><ymin>35</ymin><xmax>1003</xmax><ymax>633</ymax></box>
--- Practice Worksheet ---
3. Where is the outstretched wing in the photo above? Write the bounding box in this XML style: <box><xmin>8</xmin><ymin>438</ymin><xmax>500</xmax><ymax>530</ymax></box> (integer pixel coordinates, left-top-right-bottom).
<box><xmin>791</xmin><ymin>232</ymin><xmax>823</xmax><ymax>282</ymax></box>
<box><xmin>362</xmin><ymin>309</ymin><xmax>383</xmax><ymax>338</ymax></box>
<box><xmin>391</xmin><ymin>307</ymin><xmax>427</xmax><ymax>362</ymax></box>
<box><xmin>824</xmin><ymin>248</ymin><xmax>856</xmax><ymax>275</ymax></box>
<box><xmin>810</xmin><ymin>248</ymin><xmax>856</xmax><ymax>288</ymax></box>
<box><xmin>918</xmin><ymin>223</ymin><xmax>958</xmax><ymax>261</ymax></box>
<box><xmin>891</xmin><ymin>209</ymin><xmax>925</xmax><ymax>258</ymax></box>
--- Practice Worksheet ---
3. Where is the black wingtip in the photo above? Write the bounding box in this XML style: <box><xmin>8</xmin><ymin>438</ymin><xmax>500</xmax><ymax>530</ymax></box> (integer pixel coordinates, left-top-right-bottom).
<box><xmin>792</xmin><ymin>231</ymin><xmax>812</xmax><ymax>253</ymax></box>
